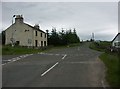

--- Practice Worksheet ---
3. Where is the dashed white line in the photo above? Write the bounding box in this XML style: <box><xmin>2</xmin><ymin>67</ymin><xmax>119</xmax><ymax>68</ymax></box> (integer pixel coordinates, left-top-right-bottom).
<box><xmin>41</xmin><ymin>62</ymin><xmax>59</xmax><ymax>77</ymax></box>
<box><xmin>62</xmin><ymin>54</ymin><xmax>67</xmax><ymax>60</ymax></box>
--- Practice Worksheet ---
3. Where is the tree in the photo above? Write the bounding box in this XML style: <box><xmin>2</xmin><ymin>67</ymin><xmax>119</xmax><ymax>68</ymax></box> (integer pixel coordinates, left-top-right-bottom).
<box><xmin>48</xmin><ymin>28</ymin><xmax>80</xmax><ymax>46</ymax></box>
<box><xmin>49</xmin><ymin>28</ymin><xmax>60</xmax><ymax>46</ymax></box>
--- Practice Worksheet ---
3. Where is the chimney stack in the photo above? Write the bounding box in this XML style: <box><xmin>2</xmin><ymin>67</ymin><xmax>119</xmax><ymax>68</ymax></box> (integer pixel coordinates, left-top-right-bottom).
<box><xmin>34</xmin><ymin>24</ymin><xmax>40</xmax><ymax>29</ymax></box>
<box><xmin>15</xmin><ymin>15</ymin><xmax>24</xmax><ymax>24</ymax></box>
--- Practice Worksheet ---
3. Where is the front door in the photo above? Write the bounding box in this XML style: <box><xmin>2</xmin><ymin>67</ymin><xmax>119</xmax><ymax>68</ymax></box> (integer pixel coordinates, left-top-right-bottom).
<box><xmin>41</xmin><ymin>41</ymin><xmax>43</xmax><ymax>47</ymax></box>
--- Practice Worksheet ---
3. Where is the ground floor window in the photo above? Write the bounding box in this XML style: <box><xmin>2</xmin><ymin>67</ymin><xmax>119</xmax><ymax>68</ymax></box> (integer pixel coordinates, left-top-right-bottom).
<box><xmin>35</xmin><ymin>40</ymin><xmax>38</xmax><ymax>47</ymax></box>
<box><xmin>15</xmin><ymin>41</ymin><xmax>20</xmax><ymax>45</ymax></box>
<box><xmin>44</xmin><ymin>41</ymin><xmax>46</xmax><ymax>46</ymax></box>
<box><xmin>114</xmin><ymin>42</ymin><xmax>120</xmax><ymax>47</ymax></box>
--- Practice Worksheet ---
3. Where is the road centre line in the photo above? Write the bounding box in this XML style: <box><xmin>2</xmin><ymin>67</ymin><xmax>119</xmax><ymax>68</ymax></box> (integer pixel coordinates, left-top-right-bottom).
<box><xmin>62</xmin><ymin>54</ymin><xmax>67</xmax><ymax>60</ymax></box>
<box><xmin>41</xmin><ymin>62</ymin><xmax>59</xmax><ymax>77</ymax></box>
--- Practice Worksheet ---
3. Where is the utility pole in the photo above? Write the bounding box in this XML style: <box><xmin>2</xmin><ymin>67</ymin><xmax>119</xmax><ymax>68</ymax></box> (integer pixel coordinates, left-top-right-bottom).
<box><xmin>92</xmin><ymin>33</ymin><xmax>94</xmax><ymax>41</ymax></box>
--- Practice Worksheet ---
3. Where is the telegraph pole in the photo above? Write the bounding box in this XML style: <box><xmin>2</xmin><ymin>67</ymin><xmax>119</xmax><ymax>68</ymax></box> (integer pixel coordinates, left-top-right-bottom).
<box><xmin>92</xmin><ymin>33</ymin><xmax>94</xmax><ymax>41</ymax></box>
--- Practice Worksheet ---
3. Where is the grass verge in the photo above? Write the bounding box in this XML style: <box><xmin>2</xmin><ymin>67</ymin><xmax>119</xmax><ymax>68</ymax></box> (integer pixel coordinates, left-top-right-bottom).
<box><xmin>89</xmin><ymin>42</ymin><xmax>120</xmax><ymax>87</ymax></box>
<box><xmin>2</xmin><ymin>43</ymin><xmax>81</xmax><ymax>55</ymax></box>
<box><xmin>2</xmin><ymin>46</ymin><xmax>43</xmax><ymax>55</ymax></box>
<box><xmin>99</xmin><ymin>53</ymin><xmax>120</xmax><ymax>87</ymax></box>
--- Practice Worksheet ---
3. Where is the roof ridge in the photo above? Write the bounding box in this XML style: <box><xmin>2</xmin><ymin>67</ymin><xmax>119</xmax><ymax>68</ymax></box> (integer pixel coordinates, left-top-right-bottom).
<box><xmin>112</xmin><ymin>33</ymin><xmax>120</xmax><ymax>42</ymax></box>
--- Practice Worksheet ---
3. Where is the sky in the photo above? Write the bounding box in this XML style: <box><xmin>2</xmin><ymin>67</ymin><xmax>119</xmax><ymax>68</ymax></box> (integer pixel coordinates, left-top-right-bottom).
<box><xmin>1</xmin><ymin>1</ymin><xmax>119</xmax><ymax>41</ymax></box>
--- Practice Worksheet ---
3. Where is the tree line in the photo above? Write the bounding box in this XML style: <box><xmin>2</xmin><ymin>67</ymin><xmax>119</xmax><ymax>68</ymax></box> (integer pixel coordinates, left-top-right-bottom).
<box><xmin>47</xmin><ymin>28</ymin><xmax>80</xmax><ymax>46</ymax></box>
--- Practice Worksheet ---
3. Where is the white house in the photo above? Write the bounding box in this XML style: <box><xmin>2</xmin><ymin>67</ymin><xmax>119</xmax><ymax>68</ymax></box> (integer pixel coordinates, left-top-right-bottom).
<box><xmin>5</xmin><ymin>15</ymin><xmax>47</xmax><ymax>47</ymax></box>
<box><xmin>112</xmin><ymin>33</ymin><xmax>120</xmax><ymax>48</ymax></box>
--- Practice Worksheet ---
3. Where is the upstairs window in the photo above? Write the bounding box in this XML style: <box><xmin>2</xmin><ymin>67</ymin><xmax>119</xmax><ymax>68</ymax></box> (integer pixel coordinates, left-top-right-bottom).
<box><xmin>45</xmin><ymin>33</ymin><xmax>46</xmax><ymax>38</ymax></box>
<box><xmin>35</xmin><ymin>31</ymin><xmax>37</xmax><ymax>36</ymax></box>
<box><xmin>41</xmin><ymin>33</ymin><xmax>42</xmax><ymax>37</ymax></box>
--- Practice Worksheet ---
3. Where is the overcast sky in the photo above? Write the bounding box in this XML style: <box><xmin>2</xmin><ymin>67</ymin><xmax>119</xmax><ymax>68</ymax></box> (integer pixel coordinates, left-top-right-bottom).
<box><xmin>1</xmin><ymin>2</ymin><xmax>118</xmax><ymax>41</ymax></box>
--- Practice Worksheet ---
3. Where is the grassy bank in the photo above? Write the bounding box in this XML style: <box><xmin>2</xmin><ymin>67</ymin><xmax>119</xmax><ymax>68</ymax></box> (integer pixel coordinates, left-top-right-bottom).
<box><xmin>89</xmin><ymin>42</ymin><xmax>120</xmax><ymax>87</ymax></box>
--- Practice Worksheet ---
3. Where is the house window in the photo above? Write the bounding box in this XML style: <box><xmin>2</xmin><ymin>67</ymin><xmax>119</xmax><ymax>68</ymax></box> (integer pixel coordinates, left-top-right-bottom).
<box><xmin>114</xmin><ymin>42</ymin><xmax>117</xmax><ymax>46</ymax></box>
<box><xmin>45</xmin><ymin>33</ymin><xmax>46</xmax><ymax>38</ymax></box>
<box><xmin>35</xmin><ymin>31</ymin><xmax>37</xmax><ymax>36</ymax></box>
<box><xmin>35</xmin><ymin>40</ymin><xmax>38</xmax><ymax>47</ymax></box>
<box><xmin>114</xmin><ymin>42</ymin><xmax>120</xmax><ymax>47</ymax></box>
<box><xmin>16</xmin><ymin>41</ymin><xmax>20</xmax><ymax>45</ymax></box>
<box><xmin>41</xmin><ymin>33</ymin><xmax>42</xmax><ymax>37</ymax></box>
<box><xmin>44</xmin><ymin>41</ymin><xmax>46</xmax><ymax>46</ymax></box>
<box><xmin>118</xmin><ymin>42</ymin><xmax>120</xmax><ymax>46</ymax></box>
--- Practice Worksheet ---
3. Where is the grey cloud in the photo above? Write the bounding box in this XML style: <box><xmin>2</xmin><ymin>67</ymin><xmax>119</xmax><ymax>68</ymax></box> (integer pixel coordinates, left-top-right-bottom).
<box><xmin>2</xmin><ymin>2</ymin><xmax>118</xmax><ymax>41</ymax></box>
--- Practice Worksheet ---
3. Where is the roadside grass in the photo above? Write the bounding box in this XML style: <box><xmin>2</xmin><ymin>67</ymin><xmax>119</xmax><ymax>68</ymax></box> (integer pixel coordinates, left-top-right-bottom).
<box><xmin>2</xmin><ymin>43</ymin><xmax>81</xmax><ymax>55</ymax></box>
<box><xmin>2</xmin><ymin>46</ymin><xmax>43</xmax><ymax>55</ymax></box>
<box><xmin>89</xmin><ymin>42</ymin><xmax>120</xmax><ymax>87</ymax></box>
<box><xmin>99</xmin><ymin>53</ymin><xmax>120</xmax><ymax>87</ymax></box>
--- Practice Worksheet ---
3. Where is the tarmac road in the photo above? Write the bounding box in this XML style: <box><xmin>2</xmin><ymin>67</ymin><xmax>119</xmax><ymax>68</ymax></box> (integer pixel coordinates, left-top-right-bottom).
<box><xmin>2</xmin><ymin>42</ymin><xmax>108</xmax><ymax>87</ymax></box>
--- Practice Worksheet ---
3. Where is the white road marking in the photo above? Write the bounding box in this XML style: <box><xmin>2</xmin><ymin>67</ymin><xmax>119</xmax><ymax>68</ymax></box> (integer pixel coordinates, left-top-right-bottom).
<box><xmin>62</xmin><ymin>54</ymin><xmax>67</xmax><ymax>60</ymax></box>
<box><xmin>2</xmin><ymin>63</ymin><xmax>6</xmax><ymax>66</ymax></box>
<box><xmin>55</xmin><ymin>54</ymin><xmax>60</xmax><ymax>56</ymax></box>
<box><xmin>2</xmin><ymin>54</ymin><xmax>33</xmax><ymax>66</ymax></box>
<box><xmin>41</xmin><ymin>62</ymin><xmax>59</xmax><ymax>77</ymax></box>
<box><xmin>3</xmin><ymin>60</ymin><xmax>11</xmax><ymax>62</ymax></box>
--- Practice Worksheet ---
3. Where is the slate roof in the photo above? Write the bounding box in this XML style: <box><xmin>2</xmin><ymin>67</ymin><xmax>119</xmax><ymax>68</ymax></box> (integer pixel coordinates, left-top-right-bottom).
<box><xmin>24</xmin><ymin>23</ymin><xmax>46</xmax><ymax>33</ymax></box>
<box><xmin>112</xmin><ymin>33</ymin><xmax>120</xmax><ymax>42</ymax></box>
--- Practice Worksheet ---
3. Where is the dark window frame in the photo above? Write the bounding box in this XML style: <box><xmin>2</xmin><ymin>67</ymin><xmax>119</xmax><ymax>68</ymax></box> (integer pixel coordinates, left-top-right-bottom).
<box><xmin>41</xmin><ymin>33</ymin><xmax>42</xmax><ymax>37</ymax></box>
<box><xmin>35</xmin><ymin>31</ymin><xmax>37</xmax><ymax>36</ymax></box>
<box><xmin>41</xmin><ymin>41</ymin><xmax>43</xmax><ymax>46</ymax></box>
<box><xmin>45</xmin><ymin>33</ymin><xmax>46</xmax><ymax>38</ymax></box>
<box><xmin>44</xmin><ymin>41</ymin><xmax>46</xmax><ymax>46</ymax></box>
